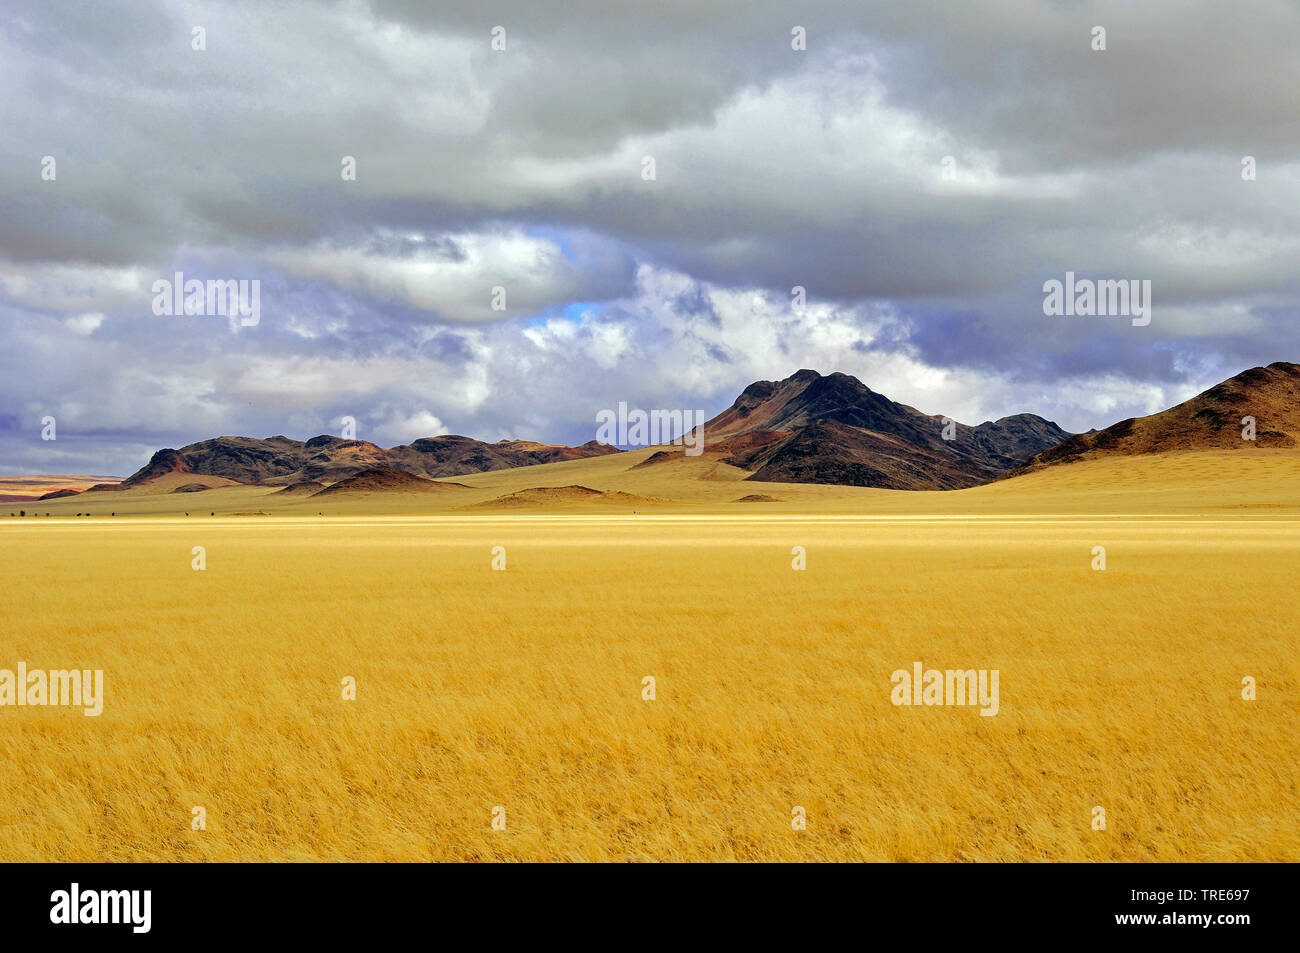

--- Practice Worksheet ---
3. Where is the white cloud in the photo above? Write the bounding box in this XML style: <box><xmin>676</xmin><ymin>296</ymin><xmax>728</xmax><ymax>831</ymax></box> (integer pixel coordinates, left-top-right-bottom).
<box><xmin>268</xmin><ymin>229</ymin><xmax>631</xmax><ymax>322</ymax></box>
<box><xmin>64</xmin><ymin>312</ymin><xmax>105</xmax><ymax>335</ymax></box>
<box><xmin>0</xmin><ymin>264</ymin><xmax>148</xmax><ymax>313</ymax></box>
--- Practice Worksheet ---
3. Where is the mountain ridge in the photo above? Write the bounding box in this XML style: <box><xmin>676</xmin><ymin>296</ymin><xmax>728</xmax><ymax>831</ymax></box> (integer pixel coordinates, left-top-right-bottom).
<box><xmin>72</xmin><ymin>361</ymin><xmax>1298</xmax><ymax>497</ymax></box>
<box><xmin>1015</xmin><ymin>361</ymin><xmax>1300</xmax><ymax>474</ymax></box>
<box><xmin>111</xmin><ymin>433</ymin><xmax>620</xmax><ymax>489</ymax></box>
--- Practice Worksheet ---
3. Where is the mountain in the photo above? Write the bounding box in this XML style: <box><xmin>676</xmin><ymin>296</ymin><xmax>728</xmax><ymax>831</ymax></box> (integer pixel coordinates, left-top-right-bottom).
<box><xmin>86</xmin><ymin>368</ymin><xmax>1077</xmax><ymax>496</ymax></box>
<box><xmin>701</xmin><ymin>370</ymin><xmax>1072</xmax><ymax>489</ymax></box>
<box><xmin>114</xmin><ymin>433</ymin><xmax>619</xmax><ymax>489</ymax></box>
<box><xmin>1017</xmin><ymin>361</ymin><xmax>1300</xmax><ymax>473</ymax></box>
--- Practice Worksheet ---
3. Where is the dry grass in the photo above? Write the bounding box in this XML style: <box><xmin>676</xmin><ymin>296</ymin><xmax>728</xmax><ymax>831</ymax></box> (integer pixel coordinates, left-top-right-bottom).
<box><xmin>2</xmin><ymin>475</ymin><xmax>1297</xmax><ymax>859</ymax></box>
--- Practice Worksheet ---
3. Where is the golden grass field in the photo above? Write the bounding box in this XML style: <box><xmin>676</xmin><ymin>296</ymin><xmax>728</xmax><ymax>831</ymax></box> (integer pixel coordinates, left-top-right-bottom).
<box><xmin>2</xmin><ymin>449</ymin><xmax>1298</xmax><ymax>861</ymax></box>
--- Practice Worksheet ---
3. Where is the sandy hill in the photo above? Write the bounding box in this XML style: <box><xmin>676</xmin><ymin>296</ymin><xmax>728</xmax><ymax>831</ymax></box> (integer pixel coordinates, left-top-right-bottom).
<box><xmin>312</xmin><ymin>466</ymin><xmax>470</xmax><ymax>496</ymax></box>
<box><xmin>89</xmin><ymin>469</ymin><xmax>240</xmax><ymax>496</ymax></box>
<box><xmin>35</xmin><ymin>488</ymin><xmax>81</xmax><ymax>501</ymax></box>
<box><xmin>0</xmin><ymin>475</ymin><xmax>121</xmax><ymax>503</ymax></box>
<box><xmin>465</xmin><ymin>484</ymin><xmax>664</xmax><ymax>509</ymax></box>
<box><xmin>1019</xmin><ymin>361</ymin><xmax>1300</xmax><ymax>473</ymax></box>
<box><xmin>274</xmin><ymin>480</ymin><xmax>327</xmax><ymax>496</ymax></box>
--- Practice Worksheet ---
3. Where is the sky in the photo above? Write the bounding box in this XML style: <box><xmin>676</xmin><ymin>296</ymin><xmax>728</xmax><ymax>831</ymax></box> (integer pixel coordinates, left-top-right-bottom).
<box><xmin>3</xmin><ymin>0</ymin><xmax>1299</xmax><ymax>476</ymax></box>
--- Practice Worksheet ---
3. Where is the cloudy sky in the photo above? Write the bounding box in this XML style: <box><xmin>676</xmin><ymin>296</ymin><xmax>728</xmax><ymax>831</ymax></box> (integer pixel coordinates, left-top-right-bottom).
<box><xmin>3</xmin><ymin>0</ymin><xmax>1299</xmax><ymax>475</ymax></box>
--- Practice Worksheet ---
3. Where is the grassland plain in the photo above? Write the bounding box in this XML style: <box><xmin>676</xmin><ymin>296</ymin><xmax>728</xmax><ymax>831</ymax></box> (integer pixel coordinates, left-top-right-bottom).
<box><xmin>1</xmin><ymin>451</ymin><xmax>1298</xmax><ymax>861</ymax></box>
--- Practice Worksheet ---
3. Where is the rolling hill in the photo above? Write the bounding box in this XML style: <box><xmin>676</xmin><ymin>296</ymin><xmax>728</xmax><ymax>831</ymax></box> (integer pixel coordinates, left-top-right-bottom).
<box><xmin>1018</xmin><ymin>361</ymin><xmax>1300</xmax><ymax>473</ymax></box>
<box><xmin>311</xmin><ymin>466</ymin><xmax>470</xmax><ymax>496</ymax></box>
<box><xmin>110</xmin><ymin>433</ymin><xmax>620</xmax><ymax>490</ymax></box>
